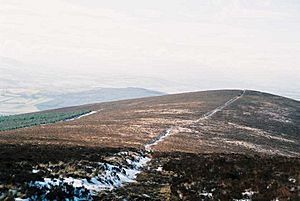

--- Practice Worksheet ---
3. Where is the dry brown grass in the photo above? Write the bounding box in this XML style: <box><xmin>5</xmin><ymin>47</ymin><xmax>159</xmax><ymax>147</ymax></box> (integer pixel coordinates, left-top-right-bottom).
<box><xmin>0</xmin><ymin>90</ymin><xmax>299</xmax><ymax>156</ymax></box>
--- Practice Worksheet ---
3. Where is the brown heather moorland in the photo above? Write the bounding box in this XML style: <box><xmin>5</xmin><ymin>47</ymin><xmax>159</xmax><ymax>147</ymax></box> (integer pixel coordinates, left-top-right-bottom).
<box><xmin>0</xmin><ymin>90</ymin><xmax>299</xmax><ymax>200</ymax></box>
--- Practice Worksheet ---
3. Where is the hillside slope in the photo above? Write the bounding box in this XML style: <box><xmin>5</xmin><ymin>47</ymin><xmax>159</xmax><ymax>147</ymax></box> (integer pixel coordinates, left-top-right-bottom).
<box><xmin>0</xmin><ymin>90</ymin><xmax>299</xmax><ymax>200</ymax></box>
<box><xmin>1</xmin><ymin>89</ymin><xmax>299</xmax><ymax>156</ymax></box>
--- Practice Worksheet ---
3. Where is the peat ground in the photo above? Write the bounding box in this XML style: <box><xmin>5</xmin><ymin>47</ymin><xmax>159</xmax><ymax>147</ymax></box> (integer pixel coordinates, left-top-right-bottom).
<box><xmin>0</xmin><ymin>145</ymin><xmax>299</xmax><ymax>200</ymax></box>
<box><xmin>106</xmin><ymin>152</ymin><xmax>300</xmax><ymax>201</ymax></box>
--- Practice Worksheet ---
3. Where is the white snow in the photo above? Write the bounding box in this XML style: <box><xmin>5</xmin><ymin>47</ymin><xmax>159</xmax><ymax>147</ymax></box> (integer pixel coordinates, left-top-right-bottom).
<box><xmin>242</xmin><ymin>190</ymin><xmax>255</xmax><ymax>197</ymax></box>
<box><xmin>199</xmin><ymin>192</ymin><xmax>213</xmax><ymax>198</ymax></box>
<box><xmin>145</xmin><ymin>127</ymin><xmax>173</xmax><ymax>151</ymax></box>
<box><xmin>65</xmin><ymin>111</ymin><xmax>98</xmax><ymax>121</ymax></box>
<box><xmin>289</xmin><ymin>177</ymin><xmax>296</xmax><ymax>183</ymax></box>
<box><xmin>32</xmin><ymin>169</ymin><xmax>39</xmax><ymax>174</ymax></box>
<box><xmin>29</xmin><ymin>152</ymin><xmax>151</xmax><ymax>197</ymax></box>
<box><xmin>142</xmin><ymin>194</ymin><xmax>151</xmax><ymax>198</ymax></box>
<box><xmin>232</xmin><ymin>189</ymin><xmax>256</xmax><ymax>201</ymax></box>
<box><xmin>156</xmin><ymin>167</ymin><xmax>163</xmax><ymax>172</ymax></box>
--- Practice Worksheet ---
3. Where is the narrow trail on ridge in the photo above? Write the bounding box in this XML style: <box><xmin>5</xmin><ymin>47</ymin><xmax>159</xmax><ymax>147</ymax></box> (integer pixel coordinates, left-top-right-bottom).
<box><xmin>144</xmin><ymin>90</ymin><xmax>246</xmax><ymax>151</ymax></box>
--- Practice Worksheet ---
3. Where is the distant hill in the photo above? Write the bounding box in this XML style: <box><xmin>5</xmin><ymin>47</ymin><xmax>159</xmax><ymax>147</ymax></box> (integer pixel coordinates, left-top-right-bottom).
<box><xmin>0</xmin><ymin>87</ymin><xmax>165</xmax><ymax>115</ymax></box>
<box><xmin>36</xmin><ymin>87</ymin><xmax>166</xmax><ymax>111</ymax></box>
<box><xmin>0</xmin><ymin>56</ymin><xmax>166</xmax><ymax>115</ymax></box>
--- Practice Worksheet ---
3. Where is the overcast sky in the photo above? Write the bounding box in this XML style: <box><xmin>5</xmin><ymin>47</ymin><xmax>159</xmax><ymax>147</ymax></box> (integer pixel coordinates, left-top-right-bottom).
<box><xmin>0</xmin><ymin>0</ymin><xmax>299</xmax><ymax>99</ymax></box>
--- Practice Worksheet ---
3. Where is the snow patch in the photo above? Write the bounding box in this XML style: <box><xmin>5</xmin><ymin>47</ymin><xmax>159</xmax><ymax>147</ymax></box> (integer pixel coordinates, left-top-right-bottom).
<box><xmin>32</xmin><ymin>169</ymin><xmax>39</xmax><ymax>174</ymax></box>
<box><xmin>289</xmin><ymin>177</ymin><xmax>296</xmax><ymax>183</ymax></box>
<box><xmin>65</xmin><ymin>111</ymin><xmax>98</xmax><ymax>121</ymax></box>
<box><xmin>156</xmin><ymin>166</ymin><xmax>163</xmax><ymax>172</ymax></box>
<box><xmin>145</xmin><ymin>128</ymin><xmax>173</xmax><ymax>151</ymax></box>
<box><xmin>242</xmin><ymin>190</ymin><xmax>256</xmax><ymax>197</ymax></box>
<box><xmin>23</xmin><ymin>152</ymin><xmax>150</xmax><ymax>200</ymax></box>
<box><xmin>199</xmin><ymin>192</ymin><xmax>213</xmax><ymax>198</ymax></box>
<box><xmin>31</xmin><ymin>155</ymin><xmax>150</xmax><ymax>192</ymax></box>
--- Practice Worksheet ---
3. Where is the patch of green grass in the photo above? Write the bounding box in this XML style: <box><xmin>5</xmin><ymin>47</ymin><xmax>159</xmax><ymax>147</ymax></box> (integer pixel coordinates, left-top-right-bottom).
<box><xmin>0</xmin><ymin>110</ymin><xmax>91</xmax><ymax>131</ymax></box>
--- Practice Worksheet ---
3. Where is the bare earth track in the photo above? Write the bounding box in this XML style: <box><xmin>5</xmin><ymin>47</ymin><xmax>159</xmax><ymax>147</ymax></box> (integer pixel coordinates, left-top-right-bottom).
<box><xmin>145</xmin><ymin>90</ymin><xmax>246</xmax><ymax>151</ymax></box>
<box><xmin>196</xmin><ymin>90</ymin><xmax>245</xmax><ymax>121</ymax></box>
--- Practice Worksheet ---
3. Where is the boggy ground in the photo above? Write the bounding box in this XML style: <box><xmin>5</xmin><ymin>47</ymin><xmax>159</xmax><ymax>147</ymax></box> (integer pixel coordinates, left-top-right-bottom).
<box><xmin>0</xmin><ymin>144</ymin><xmax>148</xmax><ymax>200</ymax></box>
<box><xmin>106</xmin><ymin>152</ymin><xmax>300</xmax><ymax>201</ymax></box>
<box><xmin>0</xmin><ymin>145</ymin><xmax>299</xmax><ymax>201</ymax></box>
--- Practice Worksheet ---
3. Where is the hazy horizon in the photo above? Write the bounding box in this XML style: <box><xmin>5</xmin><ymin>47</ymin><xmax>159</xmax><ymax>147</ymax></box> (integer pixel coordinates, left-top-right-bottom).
<box><xmin>1</xmin><ymin>0</ymin><xmax>300</xmax><ymax>101</ymax></box>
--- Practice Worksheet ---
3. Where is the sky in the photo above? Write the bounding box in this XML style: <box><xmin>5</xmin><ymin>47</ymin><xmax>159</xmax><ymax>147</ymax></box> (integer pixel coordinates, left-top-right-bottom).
<box><xmin>0</xmin><ymin>0</ymin><xmax>300</xmax><ymax>100</ymax></box>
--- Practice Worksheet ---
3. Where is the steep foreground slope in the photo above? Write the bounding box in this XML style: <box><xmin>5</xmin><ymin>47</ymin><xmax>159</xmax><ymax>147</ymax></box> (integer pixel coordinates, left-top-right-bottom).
<box><xmin>0</xmin><ymin>90</ymin><xmax>299</xmax><ymax>200</ymax></box>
